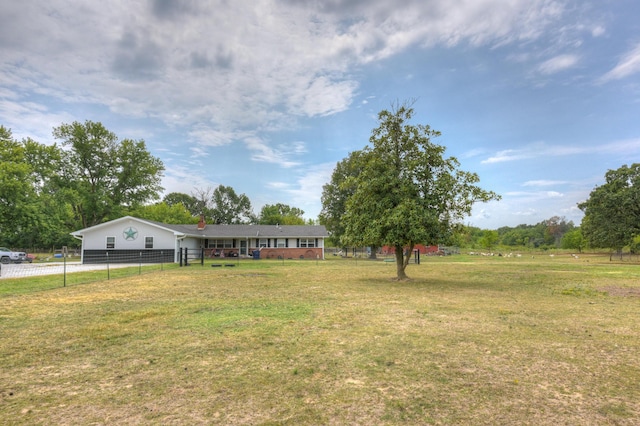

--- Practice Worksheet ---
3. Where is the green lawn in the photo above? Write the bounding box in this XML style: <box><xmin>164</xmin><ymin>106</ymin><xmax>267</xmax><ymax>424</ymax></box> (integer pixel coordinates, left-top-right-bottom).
<box><xmin>1</xmin><ymin>255</ymin><xmax>638</xmax><ymax>424</ymax></box>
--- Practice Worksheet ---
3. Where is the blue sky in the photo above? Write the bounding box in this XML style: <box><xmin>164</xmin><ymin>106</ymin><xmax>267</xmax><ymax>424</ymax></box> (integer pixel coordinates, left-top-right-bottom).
<box><xmin>2</xmin><ymin>0</ymin><xmax>639</xmax><ymax>229</ymax></box>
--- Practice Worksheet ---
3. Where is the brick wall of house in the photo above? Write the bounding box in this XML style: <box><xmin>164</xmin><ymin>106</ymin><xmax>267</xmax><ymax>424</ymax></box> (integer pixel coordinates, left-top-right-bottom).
<box><xmin>258</xmin><ymin>247</ymin><xmax>323</xmax><ymax>259</ymax></box>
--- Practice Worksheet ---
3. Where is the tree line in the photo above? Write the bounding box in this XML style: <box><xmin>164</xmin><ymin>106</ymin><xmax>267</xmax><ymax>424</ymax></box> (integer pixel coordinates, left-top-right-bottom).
<box><xmin>3</xmin><ymin>109</ymin><xmax>639</xmax><ymax>268</ymax></box>
<box><xmin>456</xmin><ymin>216</ymin><xmax>583</xmax><ymax>252</ymax></box>
<box><xmin>0</xmin><ymin>122</ymin><xmax>309</xmax><ymax>251</ymax></box>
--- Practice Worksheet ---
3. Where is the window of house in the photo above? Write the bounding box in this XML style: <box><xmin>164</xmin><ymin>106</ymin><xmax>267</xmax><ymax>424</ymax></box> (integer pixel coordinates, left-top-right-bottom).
<box><xmin>299</xmin><ymin>238</ymin><xmax>315</xmax><ymax>248</ymax></box>
<box><xmin>259</xmin><ymin>238</ymin><xmax>268</xmax><ymax>248</ymax></box>
<box><xmin>210</xmin><ymin>239</ymin><xmax>233</xmax><ymax>248</ymax></box>
<box><xmin>145</xmin><ymin>237</ymin><xmax>154</xmax><ymax>249</ymax></box>
<box><xmin>276</xmin><ymin>238</ymin><xmax>286</xmax><ymax>248</ymax></box>
<box><xmin>106</xmin><ymin>236</ymin><xmax>115</xmax><ymax>249</ymax></box>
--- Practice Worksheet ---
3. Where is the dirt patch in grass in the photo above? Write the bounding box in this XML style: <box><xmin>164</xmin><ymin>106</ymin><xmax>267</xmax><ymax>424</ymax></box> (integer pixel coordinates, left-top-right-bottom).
<box><xmin>600</xmin><ymin>286</ymin><xmax>640</xmax><ymax>297</ymax></box>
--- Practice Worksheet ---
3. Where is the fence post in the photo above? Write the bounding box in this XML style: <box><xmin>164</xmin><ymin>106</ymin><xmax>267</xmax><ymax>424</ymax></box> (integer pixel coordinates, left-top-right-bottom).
<box><xmin>139</xmin><ymin>252</ymin><xmax>142</xmax><ymax>275</ymax></box>
<box><xmin>63</xmin><ymin>253</ymin><xmax>66</xmax><ymax>287</ymax></box>
<box><xmin>106</xmin><ymin>252</ymin><xmax>110</xmax><ymax>280</ymax></box>
<box><xmin>201</xmin><ymin>248</ymin><xmax>204</xmax><ymax>266</ymax></box>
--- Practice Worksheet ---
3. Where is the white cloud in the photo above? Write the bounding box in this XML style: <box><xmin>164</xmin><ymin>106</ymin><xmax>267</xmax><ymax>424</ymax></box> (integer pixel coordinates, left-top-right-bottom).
<box><xmin>475</xmin><ymin>209</ymin><xmax>491</xmax><ymax>220</ymax></box>
<box><xmin>482</xmin><ymin>148</ymin><xmax>535</xmax><ymax>164</ymax></box>
<box><xmin>0</xmin><ymin>0</ymin><xmax>573</xmax><ymax>149</ymax></box>
<box><xmin>546</xmin><ymin>191</ymin><xmax>564</xmax><ymax>198</ymax></box>
<box><xmin>600</xmin><ymin>43</ymin><xmax>640</xmax><ymax>82</ymax></box>
<box><xmin>514</xmin><ymin>208</ymin><xmax>538</xmax><ymax>217</ymax></box>
<box><xmin>276</xmin><ymin>162</ymin><xmax>336</xmax><ymax>218</ymax></box>
<box><xmin>266</xmin><ymin>182</ymin><xmax>291</xmax><ymax>190</ymax></box>
<box><xmin>243</xmin><ymin>136</ymin><xmax>303</xmax><ymax>168</ymax></box>
<box><xmin>591</xmin><ymin>25</ymin><xmax>605</xmax><ymax>37</ymax></box>
<box><xmin>161</xmin><ymin>165</ymin><xmax>218</xmax><ymax>197</ymax></box>
<box><xmin>289</xmin><ymin>75</ymin><xmax>358</xmax><ymax>117</ymax></box>
<box><xmin>538</xmin><ymin>54</ymin><xmax>580</xmax><ymax>75</ymax></box>
<box><xmin>460</xmin><ymin>147</ymin><xmax>487</xmax><ymax>159</ymax></box>
<box><xmin>188</xmin><ymin>146</ymin><xmax>209</xmax><ymax>158</ymax></box>
<box><xmin>187</xmin><ymin>127</ymin><xmax>238</xmax><ymax>147</ymax></box>
<box><xmin>482</xmin><ymin>139</ymin><xmax>640</xmax><ymax>164</ymax></box>
<box><xmin>0</xmin><ymin>98</ymin><xmax>73</xmax><ymax>144</ymax></box>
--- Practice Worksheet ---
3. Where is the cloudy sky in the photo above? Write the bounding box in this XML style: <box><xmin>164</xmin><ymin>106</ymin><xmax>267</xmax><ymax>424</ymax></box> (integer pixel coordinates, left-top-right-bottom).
<box><xmin>2</xmin><ymin>0</ymin><xmax>639</xmax><ymax>229</ymax></box>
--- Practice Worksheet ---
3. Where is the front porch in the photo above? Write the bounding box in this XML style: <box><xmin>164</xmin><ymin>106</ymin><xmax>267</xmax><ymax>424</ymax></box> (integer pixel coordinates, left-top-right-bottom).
<box><xmin>202</xmin><ymin>247</ymin><xmax>323</xmax><ymax>259</ymax></box>
<box><xmin>206</xmin><ymin>248</ymin><xmax>240</xmax><ymax>258</ymax></box>
<box><xmin>258</xmin><ymin>247</ymin><xmax>323</xmax><ymax>259</ymax></box>
<box><xmin>200</xmin><ymin>236</ymin><xmax>324</xmax><ymax>259</ymax></box>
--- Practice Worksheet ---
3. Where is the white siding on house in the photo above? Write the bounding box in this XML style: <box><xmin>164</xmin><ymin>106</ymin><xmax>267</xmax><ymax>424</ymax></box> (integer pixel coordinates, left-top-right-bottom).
<box><xmin>81</xmin><ymin>219</ymin><xmax>176</xmax><ymax>250</ymax></box>
<box><xmin>181</xmin><ymin>237</ymin><xmax>201</xmax><ymax>250</ymax></box>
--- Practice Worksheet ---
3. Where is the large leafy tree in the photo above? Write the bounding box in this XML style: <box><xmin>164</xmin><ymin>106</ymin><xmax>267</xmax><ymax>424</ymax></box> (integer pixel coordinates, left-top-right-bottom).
<box><xmin>543</xmin><ymin>216</ymin><xmax>573</xmax><ymax>247</ymax></box>
<box><xmin>211</xmin><ymin>185</ymin><xmax>253</xmax><ymax>224</ymax></box>
<box><xmin>190</xmin><ymin>187</ymin><xmax>215</xmax><ymax>218</ymax></box>
<box><xmin>340</xmin><ymin>103</ymin><xmax>499</xmax><ymax>279</ymax></box>
<box><xmin>579</xmin><ymin>163</ymin><xmax>640</xmax><ymax>258</ymax></box>
<box><xmin>163</xmin><ymin>192</ymin><xmax>201</xmax><ymax>216</ymax></box>
<box><xmin>258</xmin><ymin>203</ymin><xmax>305</xmax><ymax>225</ymax></box>
<box><xmin>1</xmin><ymin>127</ymin><xmax>81</xmax><ymax>249</ymax></box>
<box><xmin>479</xmin><ymin>230</ymin><xmax>500</xmax><ymax>251</ymax></box>
<box><xmin>130</xmin><ymin>202</ymin><xmax>197</xmax><ymax>224</ymax></box>
<box><xmin>21</xmin><ymin>137</ymin><xmax>77</xmax><ymax>248</ymax></box>
<box><xmin>0</xmin><ymin>127</ymin><xmax>41</xmax><ymax>247</ymax></box>
<box><xmin>560</xmin><ymin>228</ymin><xmax>585</xmax><ymax>252</ymax></box>
<box><xmin>53</xmin><ymin>121</ymin><xmax>165</xmax><ymax>228</ymax></box>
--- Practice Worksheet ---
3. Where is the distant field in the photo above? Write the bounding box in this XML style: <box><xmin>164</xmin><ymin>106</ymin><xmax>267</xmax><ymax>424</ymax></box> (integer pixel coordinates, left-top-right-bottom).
<box><xmin>1</xmin><ymin>255</ymin><xmax>638</xmax><ymax>425</ymax></box>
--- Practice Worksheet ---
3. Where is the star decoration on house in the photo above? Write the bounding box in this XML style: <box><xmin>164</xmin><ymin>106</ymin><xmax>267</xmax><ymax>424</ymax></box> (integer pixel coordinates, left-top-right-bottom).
<box><xmin>123</xmin><ymin>227</ymin><xmax>138</xmax><ymax>241</ymax></box>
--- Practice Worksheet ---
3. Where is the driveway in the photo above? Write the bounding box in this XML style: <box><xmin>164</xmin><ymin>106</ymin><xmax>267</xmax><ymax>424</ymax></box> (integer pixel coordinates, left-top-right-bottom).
<box><xmin>0</xmin><ymin>262</ymin><xmax>142</xmax><ymax>279</ymax></box>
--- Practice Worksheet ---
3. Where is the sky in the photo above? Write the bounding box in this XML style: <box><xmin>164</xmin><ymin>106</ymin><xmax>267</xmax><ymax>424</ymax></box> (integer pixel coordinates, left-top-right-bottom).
<box><xmin>2</xmin><ymin>0</ymin><xmax>640</xmax><ymax>229</ymax></box>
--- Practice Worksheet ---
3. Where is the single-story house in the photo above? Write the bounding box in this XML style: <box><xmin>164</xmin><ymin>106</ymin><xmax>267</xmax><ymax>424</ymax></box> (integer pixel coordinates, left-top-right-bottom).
<box><xmin>71</xmin><ymin>216</ymin><xmax>329</xmax><ymax>264</ymax></box>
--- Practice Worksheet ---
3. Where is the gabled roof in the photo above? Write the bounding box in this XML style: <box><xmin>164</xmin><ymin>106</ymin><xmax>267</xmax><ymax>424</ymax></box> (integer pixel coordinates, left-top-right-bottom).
<box><xmin>70</xmin><ymin>216</ymin><xmax>185</xmax><ymax>237</ymax></box>
<box><xmin>71</xmin><ymin>216</ymin><xmax>328</xmax><ymax>239</ymax></box>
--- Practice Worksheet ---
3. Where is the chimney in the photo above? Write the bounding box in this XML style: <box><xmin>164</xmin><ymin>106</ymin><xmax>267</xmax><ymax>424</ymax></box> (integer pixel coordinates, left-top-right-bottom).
<box><xmin>197</xmin><ymin>214</ymin><xmax>206</xmax><ymax>230</ymax></box>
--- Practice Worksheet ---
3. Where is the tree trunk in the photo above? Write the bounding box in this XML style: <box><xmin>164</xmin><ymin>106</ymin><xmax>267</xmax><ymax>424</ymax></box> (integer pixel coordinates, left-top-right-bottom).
<box><xmin>369</xmin><ymin>245</ymin><xmax>378</xmax><ymax>259</ymax></box>
<box><xmin>395</xmin><ymin>244</ymin><xmax>409</xmax><ymax>280</ymax></box>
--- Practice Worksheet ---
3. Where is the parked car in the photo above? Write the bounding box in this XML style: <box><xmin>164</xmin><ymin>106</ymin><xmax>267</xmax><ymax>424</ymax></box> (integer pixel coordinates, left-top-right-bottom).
<box><xmin>0</xmin><ymin>247</ymin><xmax>29</xmax><ymax>264</ymax></box>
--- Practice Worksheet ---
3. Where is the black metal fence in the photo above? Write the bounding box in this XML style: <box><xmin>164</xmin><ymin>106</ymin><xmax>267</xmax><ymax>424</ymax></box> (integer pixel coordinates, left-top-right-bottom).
<box><xmin>0</xmin><ymin>252</ymin><xmax>170</xmax><ymax>287</ymax></box>
<box><xmin>82</xmin><ymin>249</ymin><xmax>174</xmax><ymax>264</ymax></box>
<box><xmin>178</xmin><ymin>248</ymin><xmax>242</xmax><ymax>266</ymax></box>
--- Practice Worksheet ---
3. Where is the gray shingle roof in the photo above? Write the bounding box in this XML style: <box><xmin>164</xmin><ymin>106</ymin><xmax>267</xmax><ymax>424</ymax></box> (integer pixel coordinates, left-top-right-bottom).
<box><xmin>71</xmin><ymin>216</ymin><xmax>329</xmax><ymax>239</ymax></box>
<box><xmin>159</xmin><ymin>223</ymin><xmax>329</xmax><ymax>238</ymax></box>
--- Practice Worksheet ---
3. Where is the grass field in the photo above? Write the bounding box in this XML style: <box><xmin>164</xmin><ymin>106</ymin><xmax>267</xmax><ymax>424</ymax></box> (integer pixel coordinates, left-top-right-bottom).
<box><xmin>1</xmin><ymin>255</ymin><xmax>639</xmax><ymax>425</ymax></box>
